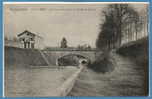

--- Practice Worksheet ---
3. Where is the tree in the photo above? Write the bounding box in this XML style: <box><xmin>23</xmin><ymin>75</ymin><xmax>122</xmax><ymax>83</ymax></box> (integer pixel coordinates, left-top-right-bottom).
<box><xmin>87</xmin><ymin>45</ymin><xmax>91</xmax><ymax>50</ymax></box>
<box><xmin>13</xmin><ymin>37</ymin><xmax>18</xmax><ymax>42</ymax></box>
<box><xmin>77</xmin><ymin>45</ymin><xmax>82</xmax><ymax>50</ymax></box>
<box><xmin>5</xmin><ymin>36</ymin><xmax>8</xmax><ymax>41</ymax></box>
<box><xmin>96</xmin><ymin>8</ymin><xmax>116</xmax><ymax>50</ymax></box>
<box><xmin>60</xmin><ymin>37</ymin><xmax>68</xmax><ymax>48</ymax></box>
<box><xmin>96</xmin><ymin>4</ymin><xmax>142</xmax><ymax>50</ymax></box>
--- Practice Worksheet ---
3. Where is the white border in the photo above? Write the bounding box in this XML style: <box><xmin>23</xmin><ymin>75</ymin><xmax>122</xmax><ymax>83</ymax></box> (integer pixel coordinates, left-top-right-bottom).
<box><xmin>3</xmin><ymin>2</ymin><xmax>149</xmax><ymax>4</ymax></box>
<box><xmin>3</xmin><ymin>3</ymin><xmax>4</xmax><ymax>97</ymax></box>
<box><xmin>2</xmin><ymin>1</ymin><xmax>149</xmax><ymax>97</ymax></box>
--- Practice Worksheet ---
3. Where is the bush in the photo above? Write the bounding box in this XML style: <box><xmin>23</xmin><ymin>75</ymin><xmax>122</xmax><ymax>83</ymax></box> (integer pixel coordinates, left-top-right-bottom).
<box><xmin>88</xmin><ymin>57</ymin><xmax>114</xmax><ymax>73</ymax></box>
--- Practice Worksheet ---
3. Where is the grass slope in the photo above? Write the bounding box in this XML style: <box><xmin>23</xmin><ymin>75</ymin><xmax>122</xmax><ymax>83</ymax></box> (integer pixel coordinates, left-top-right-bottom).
<box><xmin>5</xmin><ymin>46</ymin><xmax>48</xmax><ymax>69</ymax></box>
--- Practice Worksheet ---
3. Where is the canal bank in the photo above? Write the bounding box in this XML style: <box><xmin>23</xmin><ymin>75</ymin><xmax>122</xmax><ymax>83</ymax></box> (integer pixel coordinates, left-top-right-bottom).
<box><xmin>68</xmin><ymin>52</ymin><xmax>147</xmax><ymax>96</ymax></box>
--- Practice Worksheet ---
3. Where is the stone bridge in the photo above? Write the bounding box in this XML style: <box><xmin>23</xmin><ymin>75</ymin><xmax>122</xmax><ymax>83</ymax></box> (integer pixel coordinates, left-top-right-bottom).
<box><xmin>42</xmin><ymin>50</ymin><xmax>102</xmax><ymax>66</ymax></box>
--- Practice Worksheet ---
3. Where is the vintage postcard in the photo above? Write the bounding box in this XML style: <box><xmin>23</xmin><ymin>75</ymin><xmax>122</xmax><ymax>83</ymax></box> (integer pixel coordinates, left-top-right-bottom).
<box><xmin>3</xmin><ymin>2</ymin><xmax>149</xmax><ymax>97</ymax></box>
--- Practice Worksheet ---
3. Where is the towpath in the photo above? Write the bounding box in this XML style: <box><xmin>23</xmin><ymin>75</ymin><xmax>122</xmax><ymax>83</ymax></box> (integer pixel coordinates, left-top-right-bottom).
<box><xmin>68</xmin><ymin>52</ymin><xmax>146</xmax><ymax>96</ymax></box>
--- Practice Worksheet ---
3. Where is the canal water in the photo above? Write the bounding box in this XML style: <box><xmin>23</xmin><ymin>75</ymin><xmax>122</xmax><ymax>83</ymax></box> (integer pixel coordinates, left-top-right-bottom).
<box><xmin>5</xmin><ymin>66</ymin><xmax>77</xmax><ymax>97</ymax></box>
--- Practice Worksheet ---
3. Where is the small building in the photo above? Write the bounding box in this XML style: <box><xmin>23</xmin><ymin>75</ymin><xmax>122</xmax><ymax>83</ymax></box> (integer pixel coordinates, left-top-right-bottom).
<box><xmin>17</xmin><ymin>30</ymin><xmax>44</xmax><ymax>49</ymax></box>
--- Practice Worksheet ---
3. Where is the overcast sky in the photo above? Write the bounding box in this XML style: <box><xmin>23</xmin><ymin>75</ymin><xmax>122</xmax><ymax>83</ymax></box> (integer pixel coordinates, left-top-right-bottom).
<box><xmin>4</xmin><ymin>3</ymin><xmax>148</xmax><ymax>47</ymax></box>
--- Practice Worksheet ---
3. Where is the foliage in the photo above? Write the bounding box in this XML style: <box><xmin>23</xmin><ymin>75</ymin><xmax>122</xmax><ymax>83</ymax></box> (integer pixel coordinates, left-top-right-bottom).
<box><xmin>77</xmin><ymin>44</ymin><xmax>92</xmax><ymax>51</ymax></box>
<box><xmin>96</xmin><ymin>4</ymin><xmax>142</xmax><ymax>50</ymax></box>
<box><xmin>89</xmin><ymin>57</ymin><xmax>114</xmax><ymax>73</ymax></box>
<box><xmin>60</xmin><ymin>37</ymin><xmax>68</xmax><ymax>48</ymax></box>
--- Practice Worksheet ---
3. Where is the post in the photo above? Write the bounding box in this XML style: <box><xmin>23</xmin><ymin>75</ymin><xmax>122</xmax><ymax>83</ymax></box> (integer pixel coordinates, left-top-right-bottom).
<box><xmin>28</xmin><ymin>42</ymin><xmax>30</xmax><ymax>48</ymax></box>
<box><xmin>24</xmin><ymin>42</ymin><xmax>26</xmax><ymax>48</ymax></box>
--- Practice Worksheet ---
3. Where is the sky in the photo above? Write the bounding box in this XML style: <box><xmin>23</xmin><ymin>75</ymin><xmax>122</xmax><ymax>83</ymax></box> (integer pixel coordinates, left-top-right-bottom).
<box><xmin>4</xmin><ymin>3</ymin><xmax>148</xmax><ymax>48</ymax></box>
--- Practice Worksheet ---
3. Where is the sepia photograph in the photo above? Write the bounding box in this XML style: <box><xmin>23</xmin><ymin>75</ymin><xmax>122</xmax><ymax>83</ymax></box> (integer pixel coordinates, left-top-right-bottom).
<box><xmin>4</xmin><ymin>2</ymin><xmax>149</xmax><ymax>97</ymax></box>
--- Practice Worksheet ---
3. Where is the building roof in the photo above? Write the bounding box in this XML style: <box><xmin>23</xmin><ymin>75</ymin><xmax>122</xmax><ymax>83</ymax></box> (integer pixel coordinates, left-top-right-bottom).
<box><xmin>17</xmin><ymin>30</ymin><xmax>36</xmax><ymax>37</ymax></box>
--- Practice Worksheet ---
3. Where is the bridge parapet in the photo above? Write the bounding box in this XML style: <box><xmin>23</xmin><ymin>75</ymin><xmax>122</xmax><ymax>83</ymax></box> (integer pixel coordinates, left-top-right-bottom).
<box><xmin>43</xmin><ymin>50</ymin><xmax>102</xmax><ymax>66</ymax></box>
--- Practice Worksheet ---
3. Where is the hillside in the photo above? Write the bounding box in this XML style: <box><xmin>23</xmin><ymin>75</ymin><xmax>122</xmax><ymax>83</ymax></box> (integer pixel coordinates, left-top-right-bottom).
<box><xmin>117</xmin><ymin>37</ymin><xmax>148</xmax><ymax>66</ymax></box>
<box><xmin>68</xmin><ymin>37</ymin><xmax>149</xmax><ymax>96</ymax></box>
<box><xmin>5</xmin><ymin>46</ymin><xmax>48</xmax><ymax>69</ymax></box>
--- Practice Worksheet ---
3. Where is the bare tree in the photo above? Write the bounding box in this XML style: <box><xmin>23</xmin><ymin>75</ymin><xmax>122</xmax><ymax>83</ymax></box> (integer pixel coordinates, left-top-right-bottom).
<box><xmin>96</xmin><ymin>4</ymin><xmax>142</xmax><ymax>51</ymax></box>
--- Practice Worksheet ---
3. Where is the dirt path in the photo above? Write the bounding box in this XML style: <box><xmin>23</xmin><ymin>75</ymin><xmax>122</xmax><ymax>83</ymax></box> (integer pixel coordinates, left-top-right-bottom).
<box><xmin>68</xmin><ymin>52</ymin><xmax>147</xmax><ymax>96</ymax></box>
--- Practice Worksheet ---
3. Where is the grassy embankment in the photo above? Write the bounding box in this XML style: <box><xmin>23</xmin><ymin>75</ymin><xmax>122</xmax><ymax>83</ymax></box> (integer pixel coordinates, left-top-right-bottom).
<box><xmin>68</xmin><ymin>37</ymin><xmax>148</xmax><ymax>96</ymax></box>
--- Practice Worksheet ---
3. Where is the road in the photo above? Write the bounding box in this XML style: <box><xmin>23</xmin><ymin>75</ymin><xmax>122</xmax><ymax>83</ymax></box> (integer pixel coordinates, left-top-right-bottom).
<box><xmin>68</xmin><ymin>52</ymin><xmax>147</xmax><ymax>96</ymax></box>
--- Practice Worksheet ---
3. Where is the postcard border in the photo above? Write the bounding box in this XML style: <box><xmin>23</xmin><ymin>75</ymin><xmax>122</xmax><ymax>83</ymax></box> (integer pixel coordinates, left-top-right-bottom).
<box><xmin>1</xmin><ymin>0</ymin><xmax>151</xmax><ymax>98</ymax></box>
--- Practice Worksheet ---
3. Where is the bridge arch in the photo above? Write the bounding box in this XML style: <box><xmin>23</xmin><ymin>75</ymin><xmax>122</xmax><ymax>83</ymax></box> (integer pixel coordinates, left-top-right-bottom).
<box><xmin>56</xmin><ymin>53</ymin><xmax>90</xmax><ymax>66</ymax></box>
